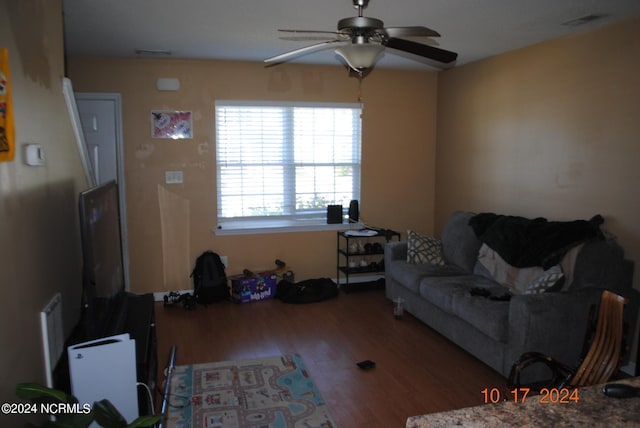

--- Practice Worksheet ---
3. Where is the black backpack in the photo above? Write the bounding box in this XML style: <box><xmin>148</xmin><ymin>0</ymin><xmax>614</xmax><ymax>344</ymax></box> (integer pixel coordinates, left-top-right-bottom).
<box><xmin>191</xmin><ymin>251</ymin><xmax>228</xmax><ymax>304</ymax></box>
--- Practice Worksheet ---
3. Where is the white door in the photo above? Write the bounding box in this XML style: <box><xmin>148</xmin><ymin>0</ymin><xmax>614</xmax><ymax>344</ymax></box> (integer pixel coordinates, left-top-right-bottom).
<box><xmin>77</xmin><ymin>98</ymin><xmax>118</xmax><ymax>185</ymax></box>
<box><xmin>76</xmin><ymin>93</ymin><xmax>131</xmax><ymax>291</ymax></box>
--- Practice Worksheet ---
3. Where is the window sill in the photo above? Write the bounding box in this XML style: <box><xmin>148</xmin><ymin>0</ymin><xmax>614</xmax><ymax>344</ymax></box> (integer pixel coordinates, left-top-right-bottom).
<box><xmin>213</xmin><ymin>220</ymin><xmax>365</xmax><ymax>236</ymax></box>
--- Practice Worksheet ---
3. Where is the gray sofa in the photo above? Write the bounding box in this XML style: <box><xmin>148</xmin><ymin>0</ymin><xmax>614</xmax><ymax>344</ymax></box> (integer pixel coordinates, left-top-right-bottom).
<box><xmin>385</xmin><ymin>211</ymin><xmax>637</xmax><ymax>378</ymax></box>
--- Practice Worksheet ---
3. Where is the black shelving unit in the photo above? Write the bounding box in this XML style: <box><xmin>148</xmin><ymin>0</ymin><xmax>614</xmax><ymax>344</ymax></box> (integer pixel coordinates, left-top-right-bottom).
<box><xmin>337</xmin><ymin>228</ymin><xmax>400</xmax><ymax>292</ymax></box>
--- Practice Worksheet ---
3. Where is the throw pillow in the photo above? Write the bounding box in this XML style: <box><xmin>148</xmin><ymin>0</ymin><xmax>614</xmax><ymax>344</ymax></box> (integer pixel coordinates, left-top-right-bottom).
<box><xmin>524</xmin><ymin>265</ymin><xmax>565</xmax><ymax>295</ymax></box>
<box><xmin>406</xmin><ymin>230</ymin><xmax>446</xmax><ymax>265</ymax></box>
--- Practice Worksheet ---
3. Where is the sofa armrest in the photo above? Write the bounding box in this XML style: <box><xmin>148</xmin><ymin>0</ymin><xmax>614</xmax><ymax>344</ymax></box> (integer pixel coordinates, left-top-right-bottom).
<box><xmin>506</xmin><ymin>288</ymin><xmax>602</xmax><ymax>374</ymax></box>
<box><xmin>384</xmin><ymin>241</ymin><xmax>407</xmax><ymax>262</ymax></box>
<box><xmin>384</xmin><ymin>241</ymin><xmax>407</xmax><ymax>300</ymax></box>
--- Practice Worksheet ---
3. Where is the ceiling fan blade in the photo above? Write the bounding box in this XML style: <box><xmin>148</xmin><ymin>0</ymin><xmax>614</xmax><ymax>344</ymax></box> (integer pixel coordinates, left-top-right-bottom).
<box><xmin>278</xmin><ymin>30</ymin><xmax>350</xmax><ymax>43</ymax></box>
<box><xmin>384</xmin><ymin>37</ymin><xmax>457</xmax><ymax>63</ymax></box>
<box><xmin>278</xmin><ymin>29</ymin><xmax>344</xmax><ymax>36</ymax></box>
<box><xmin>264</xmin><ymin>40</ymin><xmax>347</xmax><ymax>64</ymax></box>
<box><xmin>381</xmin><ymin>26</ymin><xmax>440</xmax><ymax>38</ymax></box>
<box><xmin>279</xmin><ymin>36</ymin><xmax>340</xmax><ymax>42</ymax></box>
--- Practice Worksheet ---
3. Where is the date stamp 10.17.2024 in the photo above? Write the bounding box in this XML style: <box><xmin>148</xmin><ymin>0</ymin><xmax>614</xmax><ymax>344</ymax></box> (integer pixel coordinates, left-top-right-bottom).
<box><xmin>481</xmin><ymin>387</ymin><xmax>580</xmax><ymax>404</ymax></box>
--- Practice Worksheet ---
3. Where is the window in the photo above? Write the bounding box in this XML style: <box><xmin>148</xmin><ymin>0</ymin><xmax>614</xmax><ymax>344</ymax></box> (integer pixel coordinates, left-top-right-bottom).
<box><xmin>215</xmin><ymin>100</ymin><xmax>362</xmax><ymax>234</ymax></box>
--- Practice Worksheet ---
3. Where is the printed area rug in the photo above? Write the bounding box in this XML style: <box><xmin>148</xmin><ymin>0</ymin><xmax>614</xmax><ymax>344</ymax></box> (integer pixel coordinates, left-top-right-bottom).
<box><xmin>166</xmin><ymin>353</ymin><xmax>336</xmax><ymax>428</ymax></box>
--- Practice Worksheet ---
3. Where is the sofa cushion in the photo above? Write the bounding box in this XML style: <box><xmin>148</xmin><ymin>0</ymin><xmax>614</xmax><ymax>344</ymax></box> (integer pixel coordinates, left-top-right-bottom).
<box><xmin>406</xmin><ymin>230</ymin><xmax>446</xmax><ymax>265</ymax></box>
<box><xmin>441</xmin><ymin>211</ymin><xmax>482</xmax><ymax>273</ymax></box>
<box><xmin>388</xmin><ymin>260</ymin><xmax>467</xmax><ymax>294</ymax></box>
<box><xmin>451</xmin><ymin>292</ymin><xmax>510</xmax><ymax>342</ymax></box>
<box><xmin>418</xmin><ymin>276</ymin><xmax>474</xmax><ymax>312</ymax></box>
<box><xmin>418</xmin><ymin>274</ymin><xmax>503</xmax><ymax>313</ymax></box>
<box><xmin>418</xmin><ymin>274</ymin><xmax>510</xmax><ymax>342</ymax></box>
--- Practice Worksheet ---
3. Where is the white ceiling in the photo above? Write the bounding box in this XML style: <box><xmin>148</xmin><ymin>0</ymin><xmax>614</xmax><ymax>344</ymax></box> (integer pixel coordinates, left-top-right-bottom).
<box><xmin>62</xmin><ymin>0</ymin><xmax>640</xmax><ymax>70</ymax></box>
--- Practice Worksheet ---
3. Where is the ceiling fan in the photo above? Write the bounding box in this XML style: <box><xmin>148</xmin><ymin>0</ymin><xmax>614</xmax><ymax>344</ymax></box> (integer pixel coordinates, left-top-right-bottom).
<box><xmin>264</xmin><ymin>0</ymin><xmax>458</xmax><ymax>73</ymax></box>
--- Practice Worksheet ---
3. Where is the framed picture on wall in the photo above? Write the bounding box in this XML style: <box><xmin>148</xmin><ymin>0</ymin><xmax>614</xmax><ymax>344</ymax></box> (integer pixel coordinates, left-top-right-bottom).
<box><xmin>151</xmin><ymin>110</ymin><xmax>193</xmax><ymax>139</ymax></box>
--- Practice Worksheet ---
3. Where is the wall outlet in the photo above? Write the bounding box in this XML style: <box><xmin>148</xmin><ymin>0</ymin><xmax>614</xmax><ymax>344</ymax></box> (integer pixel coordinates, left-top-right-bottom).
<box><xmin>165</xmin><ymin>170</ymin><xmax>184</xmax><ymax>184</ymax></box>
<box><xmin>219</xmin><ymin>255</ymin><xmax>228</xmax><ymax>268</ymax></box>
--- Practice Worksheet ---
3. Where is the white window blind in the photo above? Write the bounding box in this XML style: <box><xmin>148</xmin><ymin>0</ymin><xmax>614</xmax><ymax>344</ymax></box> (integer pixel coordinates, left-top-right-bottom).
<box><xmin>215</xmin><ymin>100</ymin><xmax>362</xmax><ymax>233</ymax></box>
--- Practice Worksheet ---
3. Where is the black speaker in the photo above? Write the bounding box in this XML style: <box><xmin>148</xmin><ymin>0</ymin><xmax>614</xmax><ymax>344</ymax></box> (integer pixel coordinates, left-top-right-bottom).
<box><xmin>327</xmin><ymin>205</ymin><xmax>343</xmax><ymax>224</ymax></box>
<box><xmin>348</xmin><ymin>200</ymin><xmax>359</xmax><ymax>223</ymax></box>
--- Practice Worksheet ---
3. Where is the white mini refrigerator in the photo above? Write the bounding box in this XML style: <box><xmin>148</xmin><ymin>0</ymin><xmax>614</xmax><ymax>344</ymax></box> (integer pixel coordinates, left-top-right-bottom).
<box><xmin>68</xmin><ymin>333</ymin><xmax>138</xmax><ymax>424</ymax></box>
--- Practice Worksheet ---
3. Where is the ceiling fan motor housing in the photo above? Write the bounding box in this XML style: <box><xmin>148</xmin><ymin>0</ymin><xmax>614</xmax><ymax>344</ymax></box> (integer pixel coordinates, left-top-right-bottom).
<box><xmin>338</xmin><ymin>17</ymin><xmax>384</xmax><ymax>34</ymax></box>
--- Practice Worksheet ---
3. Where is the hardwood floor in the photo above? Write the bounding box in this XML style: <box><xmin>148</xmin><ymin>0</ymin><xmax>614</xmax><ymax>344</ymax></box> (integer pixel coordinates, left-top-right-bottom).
<box><xmin>155</xmin><ymin>289</ymin><xmax>506</xmax><ymax>427</ymax></box>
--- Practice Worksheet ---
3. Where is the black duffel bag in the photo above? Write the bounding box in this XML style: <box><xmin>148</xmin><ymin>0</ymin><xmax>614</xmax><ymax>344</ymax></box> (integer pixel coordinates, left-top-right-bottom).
<box><xmin>275</xmin><ymin>278</ymin><xmax>339</xmax><ymax>304</ymax></box>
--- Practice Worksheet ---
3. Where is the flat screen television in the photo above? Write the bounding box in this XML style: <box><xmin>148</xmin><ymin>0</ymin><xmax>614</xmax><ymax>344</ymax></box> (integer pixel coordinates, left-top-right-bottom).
<box><xmin>78</xmin><ymin>180</ymin><xmax>127</xmax><ymax>340</ymax></box>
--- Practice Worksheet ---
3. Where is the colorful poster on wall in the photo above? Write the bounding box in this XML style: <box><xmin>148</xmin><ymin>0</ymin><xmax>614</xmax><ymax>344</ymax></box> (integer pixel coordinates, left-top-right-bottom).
<box><xmin>151</xmin><ymin>110</ymin><xmax>192</xmax><ymax>139</ymax></box>
<box><xmin>0</xmin><ymin>48</ymin><xmax>15</xmax><ymax>162</ymax></box>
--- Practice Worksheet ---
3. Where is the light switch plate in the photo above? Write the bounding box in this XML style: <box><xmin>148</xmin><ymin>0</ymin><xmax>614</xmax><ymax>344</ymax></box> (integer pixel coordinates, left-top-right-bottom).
<box><xmin>165</xmin><ymin>170</ymin><xmax>184</xmax><ymax>184</ymax></box>
<box><xmin>24</xmin><ymin>144</ymin><xmax>46</xmax><ymax>166</ymax></box>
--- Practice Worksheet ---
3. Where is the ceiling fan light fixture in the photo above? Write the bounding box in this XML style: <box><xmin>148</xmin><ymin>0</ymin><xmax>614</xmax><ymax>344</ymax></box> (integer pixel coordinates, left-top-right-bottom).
<box><xmin>335</xmin><ymin>43</ymin><xmax>384</xmax><ymax>71</ymax></box>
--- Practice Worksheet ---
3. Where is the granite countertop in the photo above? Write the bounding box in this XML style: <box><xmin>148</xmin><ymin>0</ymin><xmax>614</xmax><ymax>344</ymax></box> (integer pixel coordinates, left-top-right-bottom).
<box><xmin>406</xmin><ymin>377</ymin><xmax>640</xmax><ymax>428</ymax></box>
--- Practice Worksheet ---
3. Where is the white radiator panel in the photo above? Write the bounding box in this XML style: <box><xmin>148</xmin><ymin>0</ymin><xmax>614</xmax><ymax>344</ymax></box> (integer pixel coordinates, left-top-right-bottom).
<box><xmin>40</xmin><ymin>293</ymin><xmax>64</xmax><ymax>388</ymax></box>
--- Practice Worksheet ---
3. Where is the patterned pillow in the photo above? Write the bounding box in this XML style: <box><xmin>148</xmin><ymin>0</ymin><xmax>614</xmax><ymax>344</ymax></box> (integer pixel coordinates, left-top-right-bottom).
<box><xmin>524</xmin><ymin>265</ymin><xmax>564</xmax><ymax>294</ymax></box>
<box><xmin>406</xmin><ymin>230</ymin><xmax>446</xmax><ymax>265</ymax></box>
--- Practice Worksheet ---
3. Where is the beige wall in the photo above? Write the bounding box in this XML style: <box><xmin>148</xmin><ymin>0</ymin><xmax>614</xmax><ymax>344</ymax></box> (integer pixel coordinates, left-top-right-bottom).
<box><xmin>67</xmin><ymin>59</ymin><xmax>438</xmax><ymax>294</ymax></box>
<box><xmin>0</xmin><ymin>0</ymin><xmax>86</xmax><ymax>423</ymax></box>
<box><xmin>436</xmin><ymin>17</ymin><xmax>640</xmax><ymax>362</ymax></box>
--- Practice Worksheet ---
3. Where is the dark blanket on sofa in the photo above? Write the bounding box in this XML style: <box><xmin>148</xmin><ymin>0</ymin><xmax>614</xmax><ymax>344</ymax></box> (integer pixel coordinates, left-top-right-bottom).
<box><xmin>469</xmin><ymin>213</ymin><xmax>604</xmax><ymax>268</ymax></box>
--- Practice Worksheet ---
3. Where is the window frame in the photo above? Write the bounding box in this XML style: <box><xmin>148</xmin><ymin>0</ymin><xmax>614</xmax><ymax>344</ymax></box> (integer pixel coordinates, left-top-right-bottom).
<box><xmin>214</xmin><ymin>100</ymin><xmax>363</xmax><ymax>235</ymax></box>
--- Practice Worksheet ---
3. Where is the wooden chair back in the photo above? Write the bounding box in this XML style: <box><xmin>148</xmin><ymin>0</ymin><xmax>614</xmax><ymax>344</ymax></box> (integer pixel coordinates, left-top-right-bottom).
<box><xmin>570</xmin><ymin>290</ymin><xmax>628</xmax><ymax>386</ymax></box>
